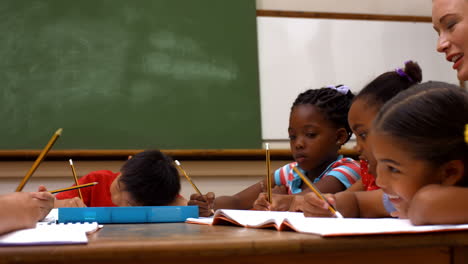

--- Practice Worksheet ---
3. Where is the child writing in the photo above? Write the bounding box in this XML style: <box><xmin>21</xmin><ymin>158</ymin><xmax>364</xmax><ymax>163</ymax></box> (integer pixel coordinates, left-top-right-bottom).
<box><xmin>303</xmin><ymin>61</ymin><xmax>423</xmax><ymax>218</ymax></box>
<box><xmin>0</xmin><ymin>186</ymin><xmax>54</xmax><ymax>234</ymax></box>
<box><xmin>55</xmin><ymin>150</ymin><xmax>187</xmax><ymax>207</ymax></box>
<box><xmin>189</xmin><ymin>86</ymin><xmax>361</xmax><ymax>216</ymax></box>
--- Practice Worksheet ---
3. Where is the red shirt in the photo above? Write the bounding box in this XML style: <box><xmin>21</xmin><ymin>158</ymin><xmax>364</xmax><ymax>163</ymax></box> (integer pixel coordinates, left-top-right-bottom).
<box><xmin>360</xmin><ymin>160</ymin><xmax>379</xmax><ymax>191</ymax></box>
<box><xmin>55</xmin><ymin>170</ymin><xmax>118</xmax><ymax>207</ymax></box>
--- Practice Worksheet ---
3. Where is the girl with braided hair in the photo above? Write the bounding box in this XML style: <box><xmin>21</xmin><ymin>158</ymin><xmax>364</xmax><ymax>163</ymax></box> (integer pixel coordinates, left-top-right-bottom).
<box><xmin>303</xmin><ymin>61</ymin><xmax>424</xmax><ymax>219</ymax></box>
<box><xmin>189</xmin><ymin>86</ymin><xmax>361</xmax><ymax>216</ymax></box>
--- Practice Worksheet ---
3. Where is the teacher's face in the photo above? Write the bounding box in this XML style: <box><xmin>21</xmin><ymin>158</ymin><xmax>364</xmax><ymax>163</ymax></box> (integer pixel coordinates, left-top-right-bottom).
<box><xmin>433</xmin><ymin>0</ymin><xmax>468</xmax><ymax>81</ymax></box>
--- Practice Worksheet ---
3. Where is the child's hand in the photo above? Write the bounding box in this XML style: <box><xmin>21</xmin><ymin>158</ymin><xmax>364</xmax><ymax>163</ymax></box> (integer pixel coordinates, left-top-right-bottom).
<box><xmin>188</xmin><ymin>192</ymin><xmax>215</xmax><ymax>217</ymax></box>
<box><xmin>54</xmin><ymin>197</ymin><xmax>87</xmax><ymax>208</ymax></box>
<box><xmin>253</xmin><ymin>193</ymin><xmax>296</xmax><ymax>211</ymax></box>
<box><xmin>31</xmin><ymin>185</ymin><xmax>55</xmax><ymax>220</ymax></box>
<box><xmin>252</xmin><ymin>193</ymin><xmax>270</xmax><ymax>211</ymax></box>
<box><xmin>302</xmin><ymin>192</ymin><xmax>336</xmax><ymax>217</ymax></box>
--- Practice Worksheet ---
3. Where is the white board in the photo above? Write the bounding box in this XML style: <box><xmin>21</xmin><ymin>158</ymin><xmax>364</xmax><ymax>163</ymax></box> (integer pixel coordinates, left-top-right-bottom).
<box><xmin>257</xmin><ymin>17</ymin><xmax>459</xmax><ymax>140</ymax></box>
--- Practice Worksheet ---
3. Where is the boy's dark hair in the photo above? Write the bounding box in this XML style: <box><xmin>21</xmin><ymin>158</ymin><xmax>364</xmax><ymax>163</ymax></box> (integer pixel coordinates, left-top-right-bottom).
<box><xmin>119</xmin><ymin>150</ymin><xmax>180</xmax><ymax>206</ymax></box>
<box><xmin>373</xmin><ymin>81</ymin><xmax>468</xmax><ymax>187</ymax></box>
<box><xmin>292</xmin><ymin>85</ymin><xmax>355</xmax><ymax>142</ymax></box>
<box><xmin>357</xmin><ymin>61</ymin><xmax>422</xmax><ymax>108</ymax></box>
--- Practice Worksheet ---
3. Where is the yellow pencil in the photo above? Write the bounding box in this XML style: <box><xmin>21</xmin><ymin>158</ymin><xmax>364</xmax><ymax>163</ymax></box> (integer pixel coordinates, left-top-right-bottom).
<box><xmin>292</xmin><ymin>167</ymin><xmax>343</xmax><ymax>218</ymax></box>
<box><xmin>175</xmin><ymin>160</ymin><xmax>215</xmax><ymax>215</ymax></box>
<box><xmin>465</xmin><ymin>124</ymin><xmax>468</xmax><ymax>144</ymax></box>
<box><xmin>16</xmin><ymin>128</ymin><xmax>63</xmax><ymax>192</ymax></box>
<box><xmin>50</xmin><ymin>182</ymin><xmax>98</xmax><ymax>194</ymax></box>
<box><xmin>69</xmin><ymin>159</ymin><xmax>83</xmax><ymax>201</ymax></box>
<box><xmin>265</xmin><ymin>143</ymin><xmax>272</xmax><ymax>203</ymax></box>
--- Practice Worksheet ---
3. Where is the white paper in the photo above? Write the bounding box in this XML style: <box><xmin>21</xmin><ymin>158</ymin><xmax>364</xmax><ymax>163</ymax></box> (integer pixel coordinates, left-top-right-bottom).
<box><xmin>0</xmin><ymin>222</ymin><xmax>100</xmax><ymax>246</ymax></box>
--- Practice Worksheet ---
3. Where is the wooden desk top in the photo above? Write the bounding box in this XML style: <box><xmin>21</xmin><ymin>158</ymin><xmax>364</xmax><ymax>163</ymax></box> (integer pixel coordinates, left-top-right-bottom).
<box><xmin>1</xmin><ymin>223</ymin><xmax>468</xmax><ymax>264</ymax></box>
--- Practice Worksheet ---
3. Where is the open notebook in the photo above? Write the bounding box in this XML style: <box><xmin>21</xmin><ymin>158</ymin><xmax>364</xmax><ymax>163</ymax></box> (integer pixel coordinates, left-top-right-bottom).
<box><xmin>0</xmin><ymin>209</ymin><xmax>101</xmax><ymax>246</ymax></box>
<box><xmin>186</xmin><ymin>209</ymin><xmax>468</xmax><ymax>237</ymax></box>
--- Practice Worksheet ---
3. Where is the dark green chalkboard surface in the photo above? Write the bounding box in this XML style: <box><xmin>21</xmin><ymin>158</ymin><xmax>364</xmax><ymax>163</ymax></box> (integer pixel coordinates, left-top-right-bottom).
<box><xmin>0</xmin><ymin>0</ymin><xmax>261</xmax><ymax>149</ymax></box>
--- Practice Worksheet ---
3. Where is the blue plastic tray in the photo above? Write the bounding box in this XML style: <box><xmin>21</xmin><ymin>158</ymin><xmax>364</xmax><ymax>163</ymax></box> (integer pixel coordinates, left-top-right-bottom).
<box><xmin>58</xmin><ymin>206</ymin><xmax>199</xmax><ymax>223</ymax></box>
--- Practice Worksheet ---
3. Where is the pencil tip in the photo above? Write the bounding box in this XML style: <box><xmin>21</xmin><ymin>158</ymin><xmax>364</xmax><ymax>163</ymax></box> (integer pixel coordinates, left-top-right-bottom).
<box><xmin>55</xmin><ymin>128</ymin><xmax>63</xmax><ymax>135</ymax></box>
<box><xmin>69</xmin><ymin>159</ymin><xmax>73</xmax><ymax>165</ymax></box>
<box><xmin>175</xmin><ymin>160</ymin><xmax>180</xmax><ymax>166</ymax></box>
<box><xmin>265</xmin><ymin>143</ymin><xmax>269</xmax><ymax>150</ymax></box>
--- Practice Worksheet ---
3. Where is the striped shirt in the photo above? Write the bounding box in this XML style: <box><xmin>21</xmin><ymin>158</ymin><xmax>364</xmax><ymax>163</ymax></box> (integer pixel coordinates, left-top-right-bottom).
<box><xmin>274</xmin><ymin>155</ymin><xmax>361</xmax><ymax>194</ymax></box>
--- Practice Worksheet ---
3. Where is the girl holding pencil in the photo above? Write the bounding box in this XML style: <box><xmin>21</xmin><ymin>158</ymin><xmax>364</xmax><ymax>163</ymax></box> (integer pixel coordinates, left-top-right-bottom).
<box><xmin>306</xmin><ymin>81</ymin><xmax>468</xmax><ymax>225</ymax></box>
<box><xmin>303</xmin><ymin>61</ymin><xmax>423</xmax><ymax>218</ymax></box>
<box><xmin>189</xmin><ymin>86</ymin><xmax>361</xmax><ymax>216</ymax></box>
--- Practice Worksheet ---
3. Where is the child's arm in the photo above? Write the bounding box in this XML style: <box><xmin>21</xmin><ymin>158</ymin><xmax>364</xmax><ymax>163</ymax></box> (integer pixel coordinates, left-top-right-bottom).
<box><xmin>253</xmin><ymin>177</ymin><xmax>347</xmax><ymax>212</ymax></box>
<box><xmin>0</xmin><ymin>188</ymin><xmax>54</xmax><ymax>235</ymax></box>
<box><xmin>302</xmin><ymin>189</ymin><xmax>390</xmax><ymax>218</ymax></box>
<box><xmin>313</xmin><ymin>176</ymin><xmax>347</xmax><ymax>193</ymax></box>
<box><xmin>409</xmin><ymin>184</ymin><xmax>468</xmax><ymax>225</ymax></box>
<box><xmin>343</xmin><ymin>179</ymin><xmax>365</xmax><ymax>192</ymax></box>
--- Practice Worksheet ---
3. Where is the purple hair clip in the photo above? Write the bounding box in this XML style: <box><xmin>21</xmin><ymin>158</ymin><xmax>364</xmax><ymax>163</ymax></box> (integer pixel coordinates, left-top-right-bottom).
<box><xmin>326</xmin><ymin>85</ymin><xmax>350</xmax><ymax>95</ymax></box>
<box><xmin>395</xmin><ymin>68</ymin><xmax>414</xmax><ymax>83</ymax></box>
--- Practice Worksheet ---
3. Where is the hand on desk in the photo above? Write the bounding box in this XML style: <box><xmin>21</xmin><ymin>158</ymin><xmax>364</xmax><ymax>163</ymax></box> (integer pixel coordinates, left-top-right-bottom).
<box><xmin>188</xmin><ymin>192</ymin><xmax>215</xmax><ymax>217</ymax></box>
<box><xmin>302</xmin><ymin>192</ymin><xmax>336</xmax><ymax>217</ymax></box>
<box><xmin>252</xmin><ymin>186</ymin><xmax>304</xmax><ymax>212</ymax></box>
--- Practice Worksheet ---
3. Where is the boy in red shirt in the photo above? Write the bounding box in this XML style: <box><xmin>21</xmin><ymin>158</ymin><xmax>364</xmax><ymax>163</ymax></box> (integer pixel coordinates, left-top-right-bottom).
<box><xmin>55</xmin><ymin>150</ymin><xmax>186</xmax><ymax>207</ymax></box>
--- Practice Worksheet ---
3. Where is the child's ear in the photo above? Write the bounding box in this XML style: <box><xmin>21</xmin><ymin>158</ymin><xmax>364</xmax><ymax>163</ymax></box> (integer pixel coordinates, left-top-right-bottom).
<box><xmin>335</xmin><ymin>128</ymin><xmax>348</xmax><ymax>146</ymax></box>
<box><xmin>439</xmin><ymin>160</ymin><xmax>465</xmax><ymax>186</ymax></box>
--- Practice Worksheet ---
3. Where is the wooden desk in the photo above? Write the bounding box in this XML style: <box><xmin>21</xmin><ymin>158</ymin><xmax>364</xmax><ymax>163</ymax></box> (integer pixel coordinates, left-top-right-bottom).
<box><xmin>1</xmin><ymin>223</ymin><xmax>468</xmax><ymax>264</ymax></box>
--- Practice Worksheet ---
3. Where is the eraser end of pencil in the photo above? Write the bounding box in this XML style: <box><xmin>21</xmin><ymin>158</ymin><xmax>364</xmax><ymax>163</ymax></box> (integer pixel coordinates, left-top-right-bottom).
<box><xmin>55</xmin><ymin>128</ymin><xmax>63</xmax><ymax>135</ymax></box>
<box><xmin>175</xmin><ymin>160</ymin><xmax>181</xmax><ymax>166</ymax></box>
<box><xmin>335</xmin><ymin>211</ymin><xmax>344</xmax><ymax>218</ymax></box>
<box><xmin>69</xmin><ymin>159</ymin><xmax>73</xmax><ymax>165</ymax></box>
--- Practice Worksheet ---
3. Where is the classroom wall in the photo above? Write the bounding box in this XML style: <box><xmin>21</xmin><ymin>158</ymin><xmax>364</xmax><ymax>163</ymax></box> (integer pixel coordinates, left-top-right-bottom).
<box><xmin>0</xmin><ymin>1</ymin><xmax>436</xmax><ymax>197</ymax></box>
<box><xmin>256</xmin><ymin>0</ymin><xmax>431</xmax><ymax>16</ymax></box>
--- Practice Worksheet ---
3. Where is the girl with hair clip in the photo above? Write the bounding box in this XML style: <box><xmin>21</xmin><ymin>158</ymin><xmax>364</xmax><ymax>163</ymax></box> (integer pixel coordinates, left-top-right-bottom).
<box><xmin>371</xmin><ymin>81</ymin><xmax>468</xmax><ymax>225</ymax></box>
<box><xmin>189</xmin><ymin>86</ymin><xmax>361</xmax><ymax>216</ymax></box>
<box><xmin>303</xmin><ymin>61</ymin><xmax>423</xmax><ymax>218</ymax></box>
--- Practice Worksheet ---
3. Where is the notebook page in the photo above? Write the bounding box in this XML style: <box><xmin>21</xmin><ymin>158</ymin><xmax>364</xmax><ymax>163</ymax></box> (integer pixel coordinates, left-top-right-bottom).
<box><xmin>284</xmin><ymin>217</ymin><xmax>468</xmax><ymax>236</ymax></box>
<box><xmin>215</xmin><ymin>210</ymin><xmax>304</xmax><ymax>228</ymax></box>
<box><xmin>0</xmin><ymin>222</ymin><xmax>100</xmax><ymax>246</ymax></box>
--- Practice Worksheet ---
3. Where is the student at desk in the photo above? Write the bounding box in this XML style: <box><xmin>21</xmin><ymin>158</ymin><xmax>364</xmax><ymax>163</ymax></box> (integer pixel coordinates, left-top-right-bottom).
<box><xmin>306</xmin><ymin>81</ymin><xmax>468</xmax><ymax>225</ymax></box>
<box><xmin>0</xmin><ymin>187</ymin><xmax>54</xmax><ymax>234</ymax></box>
<box><xmin>54</xmin><ymin>150</ymin><xmax>187</xmax><ymax>207</ymax></box>
<box><xmin>303</xmin><ymin>61</ymin><xmax>423</xmax><ymax>218</ymax></box>
<box><xmin>190</xmin><ymin>86</ymin><xmax>361</xmax><ymax>216</ymax></box>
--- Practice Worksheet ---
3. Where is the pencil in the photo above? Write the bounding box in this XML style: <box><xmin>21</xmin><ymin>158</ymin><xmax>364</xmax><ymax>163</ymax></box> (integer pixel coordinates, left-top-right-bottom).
<box><xmin>175</xmin><ymin>160</ymin><xmax>215</xmax><ymax>215</ymax></box>
<box><xmin>16</xmin><ymin>128</ymin><xmax>63</xmax><ymax>192</ymax></box>
<box><xmin>265</xmin><ymin>143</ymin><xmax>272</xmax><ymax>203</ymax></box>
<box><xmin>465</xmin><ymin>124</ymin><xmax>468</xmax><ymax>144</ymax></box>
<box><xmin>292</xmin><ymin>167</ymin><xmax>343</xmax><ymax>218</ymax></box>
<box><xmin>69</xmin><ymin>159</ymin><xmax>83</xmax><ymax>201</ymax></box>
<box><xmin>50</xmin><ymin>182</ymin><xmax>98</xmax><ymax>194</ymax></box>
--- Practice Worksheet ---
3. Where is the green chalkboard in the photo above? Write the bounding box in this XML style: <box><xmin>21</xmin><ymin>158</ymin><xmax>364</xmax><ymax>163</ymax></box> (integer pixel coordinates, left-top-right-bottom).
<box><xmin>0</xmin><ymin>0</ymin><xmax>261</xmax><ymax>149</ymax></box>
